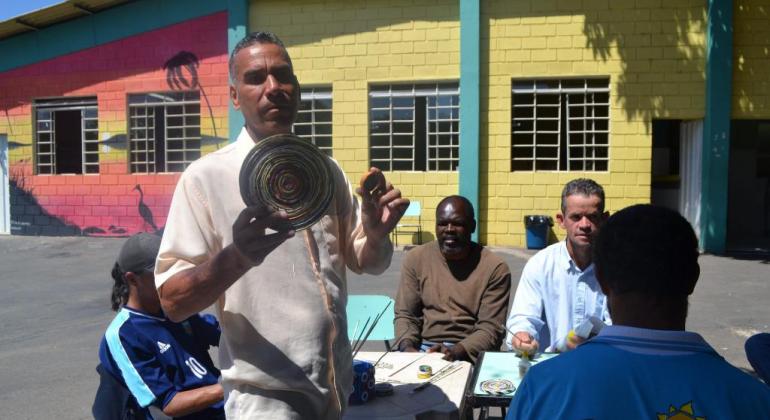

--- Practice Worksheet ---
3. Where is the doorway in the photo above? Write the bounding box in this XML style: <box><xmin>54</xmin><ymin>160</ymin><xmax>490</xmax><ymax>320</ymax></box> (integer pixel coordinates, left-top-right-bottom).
<box><xmin>727</xmin><ymin>120</ymin><xmax>770</xmax><ymax>253</ymax></box>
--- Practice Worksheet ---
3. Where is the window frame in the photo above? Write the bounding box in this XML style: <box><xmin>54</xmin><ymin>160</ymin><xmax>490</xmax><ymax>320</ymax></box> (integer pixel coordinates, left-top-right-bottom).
<box><xmin>295</xmin><ymin>86</ymin><xmax>333</xmax><ymax>157</ymax></box>
<box><xmin>33</xmin><ymin>97</ymin><xmax>99</xmax><ymax>175</ymax></box>
<box><xmin>511</xmin><ymin>78</ymin><xmax>610</xmax><ymax>172</ymax></box>
<box><xmin>127</xmin><ymin>91</ymin><xmax>201</xmax><ymax>173</ymax></box>
<box><xmin>369</xmin><ymin>82</ymin><xmax>460</xmax><ymax>172</ymax></box>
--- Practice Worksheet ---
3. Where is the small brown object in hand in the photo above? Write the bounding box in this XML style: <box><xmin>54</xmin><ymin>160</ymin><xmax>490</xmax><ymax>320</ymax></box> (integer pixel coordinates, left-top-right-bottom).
<box><xmin>359</xmin><ymin>168</ymin><xmax>386</xmax><ymax>200</ymax></box>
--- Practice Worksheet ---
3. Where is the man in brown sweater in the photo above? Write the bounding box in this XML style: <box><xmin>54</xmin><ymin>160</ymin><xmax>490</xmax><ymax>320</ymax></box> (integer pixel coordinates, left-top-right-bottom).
<box><xmin>394</xmin><ymin>195</ymin><xmax>511</xmax><ymax>363</ymax></box>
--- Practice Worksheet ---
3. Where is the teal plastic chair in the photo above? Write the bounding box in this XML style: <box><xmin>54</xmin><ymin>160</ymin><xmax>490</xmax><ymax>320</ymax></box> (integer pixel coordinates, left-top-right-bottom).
<box><xmin>346</xmin><ymin>295</ymin><xmax>395</xmax><ymax>350</ymax></box>
<box><xmin>392</xmin><ymin>200</ymin><xmax>422</xmax><ymax>246</ymax></box>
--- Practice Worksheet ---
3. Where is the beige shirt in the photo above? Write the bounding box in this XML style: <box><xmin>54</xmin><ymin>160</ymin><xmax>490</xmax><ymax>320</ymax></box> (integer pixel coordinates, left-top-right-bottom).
<box><xmin>155</xmin><ymin>128</ymin><xmax>393</xmax><ymax>419</ymax></box>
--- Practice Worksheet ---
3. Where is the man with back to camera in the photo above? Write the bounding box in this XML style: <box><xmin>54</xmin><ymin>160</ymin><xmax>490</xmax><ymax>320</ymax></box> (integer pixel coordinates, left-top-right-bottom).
<box><xmin>154</xmin><ymin>32</ymin><xmax>409</xmax><ymax>419</ymax></box>
<box><xmin>394</xmin><ymin>195</ymin><xmax>511</xmax><ymax>364</ymax></box>
<box><xmin>506</xmin><ymin>204</ymin><xmax>770</xmax><ymax>418</ymax></box>
<box><xmin>506</xmin><ymin>178</ymin><xmax>611</xmax><ymax>354</ymax></box>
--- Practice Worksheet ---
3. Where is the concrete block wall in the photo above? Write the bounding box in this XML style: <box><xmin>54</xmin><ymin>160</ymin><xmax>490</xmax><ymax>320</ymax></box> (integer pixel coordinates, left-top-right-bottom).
<box><xmin>0</xmin><ymin>12</ymin><xmax>229</xmax><ymax>236</ymax></box>
<box><xmin>733</xmin><ymin>0</ymin><xmax>770</xmax><ymax>118</ymax></box>
<box><xmin>483</xmin><ymin>0</ymin><xmax>707</xmax><ymax>246</ymax></box>
<box><xmin>250</xmin><ymin>0</ymin><xmax>712</xmax><ymax>247</ymax></box>
<box><xmin>250</xmin><ymin>0</ymin><xmax>461</xmax><ymax>244</ymax></box>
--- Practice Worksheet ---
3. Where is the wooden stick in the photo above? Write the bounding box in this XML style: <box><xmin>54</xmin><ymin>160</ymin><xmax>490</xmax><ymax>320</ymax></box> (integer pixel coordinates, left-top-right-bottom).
<box><xmin>387</xmin><ymin>353</ymin><xmax>425</xmax><ymax>378</ymax></box>
<box><xmin>351</xmin><ymin>317</ymin><xmax>371</xmax><ymax>354</ymax></box>
<box><xmin>350</xmin><ymin>320</ymin><xmax>360</xmax><ymax>346</ymax></box>
<box><xmin>371</xmin><ymin>329</ymin><xmax>409</xmax><ymax>367</ymax></box>
<box><xmin>352</xmin><ymin>301</ymin><xmax>392</xmax><ymax>358</ymax></box>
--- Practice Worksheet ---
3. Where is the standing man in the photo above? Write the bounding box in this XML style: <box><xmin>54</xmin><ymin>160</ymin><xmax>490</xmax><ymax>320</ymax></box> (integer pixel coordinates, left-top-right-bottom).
<box><xmin>395</xmin><ymin>195</ymin><xmax>511</xmax><ymax>363</ymax></box>
<box><xmin>506</xmin><ymin>178</ymin><xmax>610</xmax><ymax>353</ymax></box>
<box><xmin>506</xmin><ymin>205</ymin><xmax>770</xmax><ymax>419</ymax></box>
<box><xmin>155</xmin><ymin>32</ymin><xmax>408</xmax><ymax>419</ymax></box>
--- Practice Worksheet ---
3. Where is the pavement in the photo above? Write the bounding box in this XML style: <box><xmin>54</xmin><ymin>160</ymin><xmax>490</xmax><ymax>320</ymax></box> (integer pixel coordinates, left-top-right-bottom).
<box><xmin>0</xmin><ymin>235</ymin><xmax>768</xmax><ymax>419</ymax></box>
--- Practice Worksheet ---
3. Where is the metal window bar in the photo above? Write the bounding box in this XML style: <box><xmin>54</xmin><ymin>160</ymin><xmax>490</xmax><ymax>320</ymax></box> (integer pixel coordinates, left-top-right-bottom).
<box><xmin>35</xmin><ymin>109</ymin><xmax>54</xmax><ymax>174</ymax></box>
<box><xmin>296</xmin><ymin>87</ymin><xmax>333</xmax><ymax>156</ymax></box>
<box><xmin>369</xmin><ymin>83</ymin><xmax>459</xmax><ymax>172</ymax></box>
<box><xmin>129</xmin><ymin>107</ymin><xmax>156</xmax><ymax>173</ymax></box>
<box><xmin>427</xmin><ymin>94</ymin><xmax>460</xmax><ymax>171</ymax></box>
<box><xmin>82</xmin><ymin>107</ymin><xmax>99</xmax><ymax>174</ymax></box>
<box><xmin>128</xmin><ymin>91</ymin><xmax>201</xmax><ymax>173</ymax></box>
<box><xmin>34</xmin><ymin>98</ymin><xmax>99</xmax><ymax>174</ymax></box>
<box><xmin>511</xmin><ymin>79</ymin><xmax>609</xmax><ymax>171</ymax></box>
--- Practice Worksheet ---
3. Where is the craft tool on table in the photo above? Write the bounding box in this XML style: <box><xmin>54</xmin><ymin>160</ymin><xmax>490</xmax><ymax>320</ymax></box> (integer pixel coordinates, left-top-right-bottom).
<box><xmin>410</xmin><ymin>361</ymin><xmax>463</xmax><ymax>394</ymax></box>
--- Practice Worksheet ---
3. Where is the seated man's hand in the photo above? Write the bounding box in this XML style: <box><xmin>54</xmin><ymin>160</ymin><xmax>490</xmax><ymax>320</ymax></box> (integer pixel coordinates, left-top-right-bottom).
<box><xmin>511</xmin><ymin>331</ymin><xmax>539</xmax><ymax>354</ymax></box>
<box><xmin>398</xmin><ymin>340</ymin><xmax>419</xmax><ymax>353</ymax></box>
<box><xmin>565</xmin><ymin>331</ymin><xmax>587</xmax><ymax>351</ymax></box>
<box><xmin>427</xmin><ymin>343</ymin><xmax>468</xmax><ymax>362</ymax></box>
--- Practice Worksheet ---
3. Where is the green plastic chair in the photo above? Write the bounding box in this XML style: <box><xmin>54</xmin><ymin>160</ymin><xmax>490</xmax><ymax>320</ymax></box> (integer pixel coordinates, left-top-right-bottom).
<box><xmin>346</xmin><ymin>295</ymin><xmax>395</xmax><ymax>350</ymax></box>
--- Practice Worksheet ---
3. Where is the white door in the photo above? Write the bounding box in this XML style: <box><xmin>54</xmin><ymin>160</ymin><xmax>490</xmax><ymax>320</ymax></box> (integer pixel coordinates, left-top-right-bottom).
<box><xmin>678</xmin><ymin>120</ymin><xmax>703</xmax><ymax>242</ymax></box>
<box><xmin>0</xmin><ymin>134</ymin><xmax>9</xmax><ymax>234</ymax></box>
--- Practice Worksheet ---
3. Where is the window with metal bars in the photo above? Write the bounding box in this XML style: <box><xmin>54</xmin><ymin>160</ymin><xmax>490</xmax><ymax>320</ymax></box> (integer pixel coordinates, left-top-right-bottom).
<box><xmin>128</xmin><ymin>91</ymin><xmax>201</xmax><ymax>173</ymax></box>
<box><xmin>511</xmin><ymin>78</ymin><xmax>610</xmax><ymax>171</ymax></box>
<box><xmin>34</xmin><ymin>97</ymin><xmax>99</xmax><ymax>174</ymax></box>
<box><xmin>369</xmin><ymin>83</ymin><xmax>459</xmax><ymax>171</ymax></box>
<box><xmin>295</xmin><ymin>87</ymin><xmax>332</xmax><ymax>156</ymax></box>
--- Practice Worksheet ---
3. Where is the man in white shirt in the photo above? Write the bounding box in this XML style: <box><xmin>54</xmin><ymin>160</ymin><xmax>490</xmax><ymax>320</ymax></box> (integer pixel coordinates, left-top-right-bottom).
<box><xmin>155</xmin><ymin>32</ymin><xmax>409</xmax><ymax>419</ymax></box>
<box><xmin>506</xmin><ymin>204</ymin><xmax>770</xmax><ymax>419</ymax></box>
<box><xmin>506</xmin><ymin>178</ymin><xmax>610</xmax><ymax>353</ymax></box>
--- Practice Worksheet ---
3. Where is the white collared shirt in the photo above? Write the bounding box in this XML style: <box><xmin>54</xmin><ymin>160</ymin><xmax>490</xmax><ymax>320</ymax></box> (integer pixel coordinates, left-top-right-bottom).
<box><xmin>506</xmin><ymin>241</ymin><xmax>610</xmax><ymax>352</ymax></box>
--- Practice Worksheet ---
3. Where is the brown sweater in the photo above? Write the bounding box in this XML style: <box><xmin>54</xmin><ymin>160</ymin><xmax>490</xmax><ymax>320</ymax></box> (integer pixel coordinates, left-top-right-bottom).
<box><xmin>394</xmin><ymin>241</ymin><xmax>511</xmax><ymax>363</ymax></box>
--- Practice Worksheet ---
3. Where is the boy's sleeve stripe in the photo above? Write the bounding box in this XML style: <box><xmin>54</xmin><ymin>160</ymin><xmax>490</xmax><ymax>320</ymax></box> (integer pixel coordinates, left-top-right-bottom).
<box><xmin>105</xmin><ymin>309</ymin><xmax>157</xmax><ymax>407</ymax></box>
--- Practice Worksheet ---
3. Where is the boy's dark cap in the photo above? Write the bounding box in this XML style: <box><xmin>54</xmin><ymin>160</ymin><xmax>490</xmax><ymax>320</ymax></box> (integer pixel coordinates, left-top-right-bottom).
<box><xmin>117</xmin><ymin>233</ymin><xmax>161</xmax><ymax>273</ymax></box>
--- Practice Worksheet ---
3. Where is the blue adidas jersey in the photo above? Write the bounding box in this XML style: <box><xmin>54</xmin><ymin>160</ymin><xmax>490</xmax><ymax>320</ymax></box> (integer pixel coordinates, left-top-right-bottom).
<box><xmin>98</xmin><ymin>307</ymin><xmax>224</xmax><ymax>420</ymax></box>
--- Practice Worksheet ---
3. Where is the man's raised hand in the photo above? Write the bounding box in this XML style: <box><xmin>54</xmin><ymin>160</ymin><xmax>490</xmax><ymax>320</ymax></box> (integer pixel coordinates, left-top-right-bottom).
<box><xmin>356</xmin><ymin>167</ymin><xmax>410</xmax><ymax>241</ymax></box>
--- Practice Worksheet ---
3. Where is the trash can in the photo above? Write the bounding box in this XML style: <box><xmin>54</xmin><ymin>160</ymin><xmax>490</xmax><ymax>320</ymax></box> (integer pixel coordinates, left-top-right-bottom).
<box><xmin>524</xmin><ymin>215</ymin><xmax>553</xmax><ymax>250</ymax></box>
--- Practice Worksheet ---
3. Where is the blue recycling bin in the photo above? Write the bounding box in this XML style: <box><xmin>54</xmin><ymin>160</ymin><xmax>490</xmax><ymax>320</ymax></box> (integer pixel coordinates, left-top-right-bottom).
<box><xmin>524</xmin><ymin>215</ymin><xmax>553</xmax><ymax>250</ymax></box>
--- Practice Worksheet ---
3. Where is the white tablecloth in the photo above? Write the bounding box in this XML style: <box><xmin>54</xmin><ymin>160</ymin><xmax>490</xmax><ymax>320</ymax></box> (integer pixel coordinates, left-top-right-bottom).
<box><xmin>343</xmin><ymin>351</ymin><xmax>472</xmax><ymax>420</ymax></box>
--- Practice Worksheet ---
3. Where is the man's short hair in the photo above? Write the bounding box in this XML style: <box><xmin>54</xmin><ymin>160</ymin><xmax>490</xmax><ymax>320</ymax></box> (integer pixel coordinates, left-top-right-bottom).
<box><xmin>436</xmin><ymin>195</ymin><xmax>475</xmax><ymax>220</ymax></box>
<box><xmin>228</xmin><ymin>31</ymin><xmax>292</xmax><ymax>81</ymax></box>
<box><xmin>593</xmin><ymin>204</ymin><xmax>699</xmax><ymax>297</ymax></box>
<box><xmin>561</xmin><ymin>178</ymin><xmax>605</xmax><ymax>213</ymax></box>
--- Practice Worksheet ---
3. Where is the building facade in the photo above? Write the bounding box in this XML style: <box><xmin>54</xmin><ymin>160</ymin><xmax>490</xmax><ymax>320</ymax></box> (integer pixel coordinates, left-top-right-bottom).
<box><xmin>0</xmin><ymin>0</ymin><xmax>767</xmax><ymax>254</ymax></box>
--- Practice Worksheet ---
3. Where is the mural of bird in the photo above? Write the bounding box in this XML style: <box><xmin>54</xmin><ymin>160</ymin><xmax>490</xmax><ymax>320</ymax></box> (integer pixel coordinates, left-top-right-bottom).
<box><xmin>133</xmin><ymin>184</ymin><xmax>159</xmax><ymax>233</ymax></box>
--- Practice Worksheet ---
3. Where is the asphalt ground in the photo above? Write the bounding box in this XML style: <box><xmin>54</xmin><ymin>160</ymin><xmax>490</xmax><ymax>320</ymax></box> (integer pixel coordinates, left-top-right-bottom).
<box><xmin>0</xmin><ymin>235</ymin><xmax>768</xmax><ymax>419</ymax></box>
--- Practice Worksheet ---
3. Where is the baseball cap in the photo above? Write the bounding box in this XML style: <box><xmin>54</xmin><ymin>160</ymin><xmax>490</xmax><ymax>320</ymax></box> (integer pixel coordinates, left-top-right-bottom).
<box><xmin>117</xmin><ymin>232</ymin><xmax>162</xmax><ymax>273</ymax></box>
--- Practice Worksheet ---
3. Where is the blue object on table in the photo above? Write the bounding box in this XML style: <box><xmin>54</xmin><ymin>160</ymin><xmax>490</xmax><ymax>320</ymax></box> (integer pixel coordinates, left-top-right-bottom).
<box><xmin>349</xmin><ymin>360</ymin><xmax>376</xmax><ymax>405</ymax></box>
<box><xmin>347</xmin><ymin>295</ymin><xmax>395</xmax><ymax>350</ymax></box>
<box><xmin>523</xmin><ymin>215</ymin><xmax>553</xmax><ymax>250</ymax></box>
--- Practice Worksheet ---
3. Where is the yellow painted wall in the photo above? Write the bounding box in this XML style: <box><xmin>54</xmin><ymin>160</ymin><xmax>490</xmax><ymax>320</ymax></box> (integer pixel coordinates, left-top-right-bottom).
<box><xmin>733</xmin><ymin>0</ymin><xmax>770</xmax><ymax>117</ymax></box>
<box><xmin>250</xmin><ymin>0</ymin><xmax>460</xmax><ymax>243</ymax></box>
<box><xmin>249</xmin><ymin>0</ymin><xmax>708</xmax><ymax>246</ymax></box>
<box><xmin>483</xmin><ymin>0</ymin><xmax>706</xmax><ymax>246</ymax></box>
